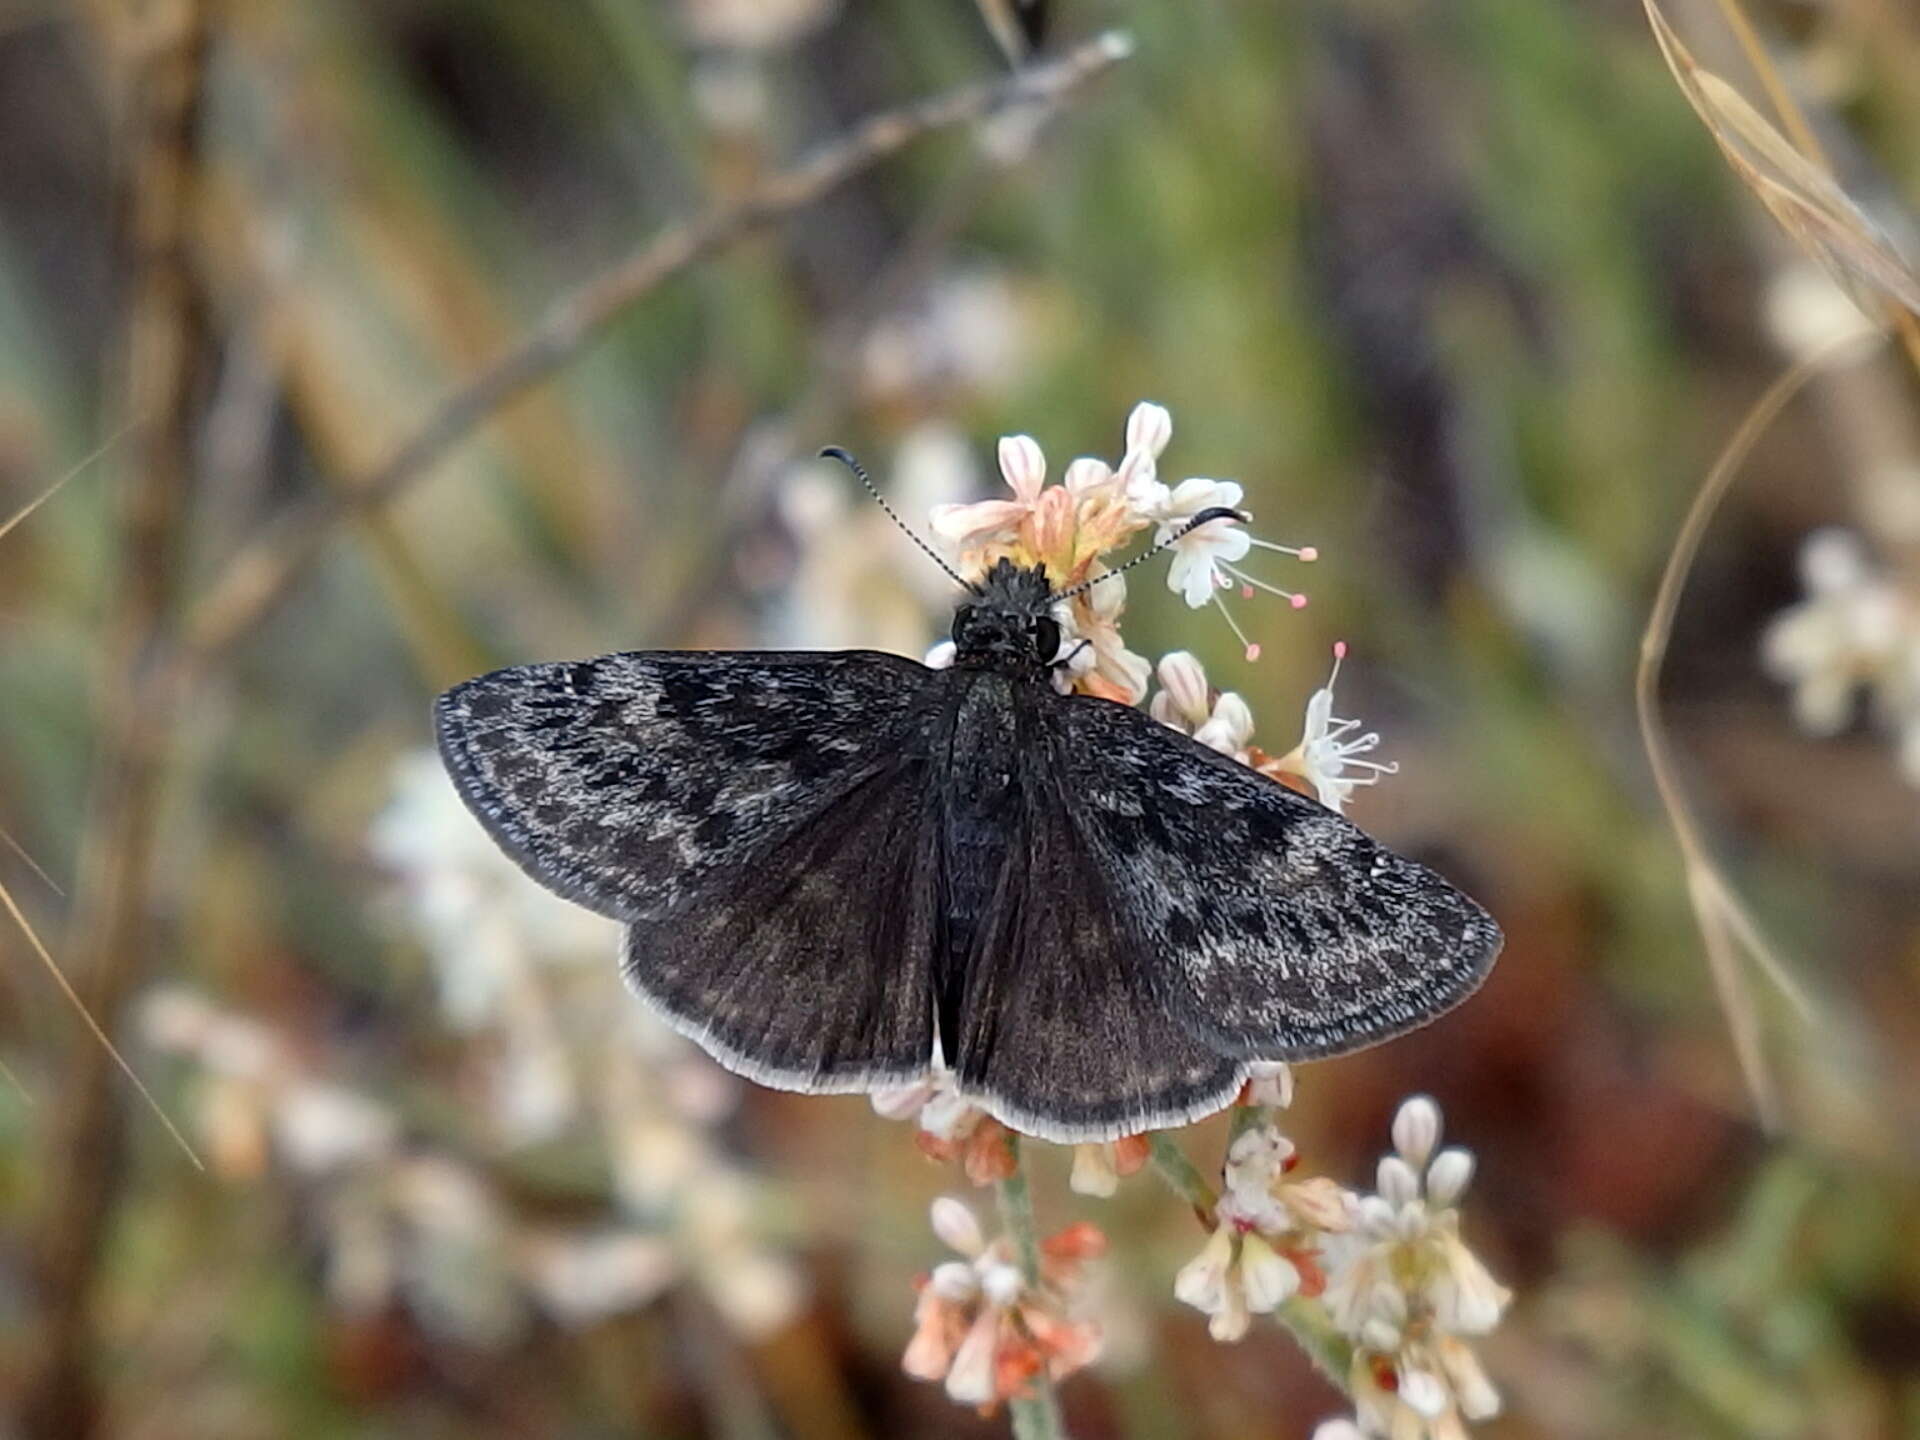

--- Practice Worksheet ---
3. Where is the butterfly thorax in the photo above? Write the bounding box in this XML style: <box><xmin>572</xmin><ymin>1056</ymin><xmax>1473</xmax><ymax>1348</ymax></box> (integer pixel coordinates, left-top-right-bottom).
<box><xmin>950</xmin><ymin>559</ymin><xmax>1059</xmax><ymax>678</ymax></box>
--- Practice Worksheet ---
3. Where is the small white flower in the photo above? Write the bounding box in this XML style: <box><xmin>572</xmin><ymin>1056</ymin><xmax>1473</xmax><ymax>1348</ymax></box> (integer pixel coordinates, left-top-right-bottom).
<box><xmin>1149</xmin><ymin>650</ymin><xmax>1255</xmax><ymax>756</ymax></box>
<box><xmin>1059</xmin><ymin>568</ymin><xmax>1152</xmax><ymax>703</ymax></box>
<box><xmin>1153</xmin><ymin>477</ymin><xmax>1252</xmax><ymax>608</ymax></box>
<box><xmin>1237</xmin><ymin>1233</ymin><xmax>1302</xmax><ymax>1312</ymax></box>
<box><xmin>1193</xmin><ymin>691</ymin><xmax>1255</xmax><ymax>756</ymax></box>
<box><xmin>1392</xmin><ymin>1096</ymin><xmax>1442</xmax><ymax>1170</ymax></box>
<box><xmin>1150</xmin><ymin>650</ymin><xmax>1213</xmax><ymax>731</ymax></box>
<box><xmin>1070</xmin><ymin>1142</ymin><xmax>1121</xmax><ymax>1197</ymax></box>
<box><xmin>1425</xmin><ymin>1149</ymin><xmax>1475</xmax><ymax>1208</ymax></box>
<box><xmin>928</xmin><ymin>431</ymin><xmax>1049</xmax><ymax>552</ymax></box>
<box><xmin>944</xmin><ymin>1306</ymin><xmax>1002</xmax><ymax>1405</ymax></box>
<box><xmin>1275</xmin><ymin>643</ymin><xmax>1399</xmax><ymax>811</ymax></box>
<box><xmin>1173</xmin><ymin>1224</ymin><xmax>1235</xmax><ymax>1315</ymax></box>
<box><xmin>1116</xmin><ymin>400</ymin><xmax>1175</xmax><ymax>508</ymax></box>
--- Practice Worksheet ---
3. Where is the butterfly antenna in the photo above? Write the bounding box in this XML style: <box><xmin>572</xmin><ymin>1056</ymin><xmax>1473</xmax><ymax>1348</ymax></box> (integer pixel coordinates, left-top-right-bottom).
<box><xmin>819</xmin><ymin>446</ymin><xmax>980</xmax><ymax>595</ymax></box>
<box><xmin>1050</xmin><ymin>505</ymin><xmax>1247</xmax><ymax>602</ymax></box>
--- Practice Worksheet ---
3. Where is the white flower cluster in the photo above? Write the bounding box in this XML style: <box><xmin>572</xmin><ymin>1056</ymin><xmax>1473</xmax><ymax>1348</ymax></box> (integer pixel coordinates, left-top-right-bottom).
<box><xmin>902</xmin><ymin>1197</ymin><xmax>1106</xmax><ymax>1410</ymax></box>
<box><xmin>1322</xmin><ymin>1098</ymin><xmax>1511</xmax><ymax>1439</ymax></box>
<box><xmin>1763</xmin><ymin>528</ymin><xmax>1920</xmax><ymax>783</ymax></box>
<box><xmin>1170</xmin><ymin>1094</ymin><xmax>1511</xmax><ymax>1439</ymax></box>
<box><xmin>141</xmin><ymin>987</ymin><xmax>677</xmax><ymax>1341</ymax></box>
<box><xmin>141</xmin><ymin>753</ymin><xmax>806</xmax><ymax>1344</ymax></box>
<box><xmin>919</xmin><ymin>401</ymin><xmax>1396</xmax><ymax>812</ymax></box>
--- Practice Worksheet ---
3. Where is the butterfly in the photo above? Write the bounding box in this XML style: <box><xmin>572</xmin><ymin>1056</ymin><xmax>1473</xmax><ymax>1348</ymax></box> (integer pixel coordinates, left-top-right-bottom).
<box><xmin>435</xmin><ymin>495</ymin><xmax>1502</xmax><ymax>1144</ymax></box>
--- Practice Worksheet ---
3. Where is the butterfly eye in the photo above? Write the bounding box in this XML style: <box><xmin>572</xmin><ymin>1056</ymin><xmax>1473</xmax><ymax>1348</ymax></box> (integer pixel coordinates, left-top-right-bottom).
<box><xmin>1031</xmin><ymin>616</ymin><xmax>1061</xmax><ymax>661</ymax></box>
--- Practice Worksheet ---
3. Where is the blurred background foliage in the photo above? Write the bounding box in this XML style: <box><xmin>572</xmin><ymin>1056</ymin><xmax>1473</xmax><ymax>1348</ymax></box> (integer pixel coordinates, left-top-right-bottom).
<box><xmin>1</xmin><ymin>0</ymin><xmax>1918</xmax><ymax>1436</ymax></box>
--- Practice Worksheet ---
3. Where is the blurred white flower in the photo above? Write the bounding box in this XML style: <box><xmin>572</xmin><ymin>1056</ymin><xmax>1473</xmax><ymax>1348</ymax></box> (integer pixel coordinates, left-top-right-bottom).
<box><xmin>870</xmin><ymin>1068</ymin><xmax>1018</xmax><ymax>1185</ymax></box>
<box><xmin>678</xmin><ymin>0</ymin><xmax>837</xmax><ymax>50</ymax></box>
<box><xmin>1763</xmin><ymin>528</ymin><xmax>1910</xmax><ymax>733</ymax></box>
<box><xmin>370</xmin><ymin>751</ymin><xmax>617</xmax><ymax>1028</ymax></box>
<box><xmin>274</xmin><ymin>1082</ymin><xmax>398</xmax><ymax>1176</ymax></box>
<box><xmin>1068</xmin><ymin>1135</ymin><xmax>1151</xmax><ymax>1198</ymax></box>
<box><xmin>518</xmin><ymin>1231</ymin><xmax>677</xmax><ymax>1327</ymax></box>
<box><xmin>1764</xmin><ymin>260</ymin><xmax>1878</xmax><ymax>362</ymax></box>
<box><xmin>903</xmin><ymin>1197</ymin><xmax>1105</xmax><ymax>1407</ymax></box>
<box><xmin>861</xmin><ymin>269</ymin><xmax>1026</xmax><ymax>405</ymax></box>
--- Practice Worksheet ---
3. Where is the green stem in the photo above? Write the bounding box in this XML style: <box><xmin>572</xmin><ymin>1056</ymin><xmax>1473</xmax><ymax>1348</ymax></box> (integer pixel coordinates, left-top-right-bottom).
<box><xmin>1227</xmin><ymin>1104</ymin><xmax>1271</xmax><ymax>1146</ymax></box>
<box><xmin>994</xmin><ymin>1139</ymin><xmax>1067</xmax><ymax>1440</ymax></box>
<box><xmin>1145</xmin><ymin>1122</ymin><xmax>1356</xmax><ymax>1397</ymax></box>
<box><xmin>1146</xmin><ymin>1132</ymin><xmax>1217</xmax><ymax>1223</ymax></box>
<box><xmin>1274</xmin><ymin>1297</ymin><xmax>1356</xmax><ymax>1392</ymax></box>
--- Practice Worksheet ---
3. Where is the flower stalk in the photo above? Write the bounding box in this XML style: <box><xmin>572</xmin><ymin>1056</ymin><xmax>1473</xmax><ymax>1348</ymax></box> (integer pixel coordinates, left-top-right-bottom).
<box><xmin>994</xmin><ymin>1142</ymin><xmax>1067</xmax><ymax>1440</ymax></box>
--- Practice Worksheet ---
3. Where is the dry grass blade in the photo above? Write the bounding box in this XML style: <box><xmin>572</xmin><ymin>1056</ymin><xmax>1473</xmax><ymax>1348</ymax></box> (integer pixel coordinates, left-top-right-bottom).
<box><xmin>0</xmin><ymin>420</ymin><xmax>139</xmax><ymax>546</ymax></box>
<box><xmin>0</xmin><ymin>819</ymin><xmax>64</xmax><ymax>897</ymax></box>
<box><xmin>0</xmin><ymin>1052</ymin><xmax>30</xmax><ymax>1105</ymax></box>
<box><xmin>1635</xmin><ymin>334</ymin><xmax>1875</xmax><ymax>1129</ymax></box>
<box><xmin>1644</xmin><ymin>0</ymin><xmax>1920</xmax><ymax>322</ymax></box>
<box><xmin>0</xmin><ymin>874</ymin><xmax>203</xmax><ymax>1169</ymax></box>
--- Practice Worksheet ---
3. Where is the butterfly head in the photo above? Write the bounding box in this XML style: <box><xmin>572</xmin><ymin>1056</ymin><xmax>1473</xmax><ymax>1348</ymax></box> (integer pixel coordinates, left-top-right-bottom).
<box><xmin>951</xmin><ymin>558</ymin><xmax>1061</xmax><ymax>673</ymax></box>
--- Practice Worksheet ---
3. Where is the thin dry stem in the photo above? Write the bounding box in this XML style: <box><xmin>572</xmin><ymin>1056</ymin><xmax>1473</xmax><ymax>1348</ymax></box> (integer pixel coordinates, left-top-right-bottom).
<box><xmin>0</xmin><ymin>877</ymin><xmax>198</xmax><ymax>1165</ymax></box>
<box><xmin>1635</xmin><ymin>334</ymin><xmax>1875</xmax><ymax>1127</ymax></box>
<box><xmin>17</xmin><ymin>5</ymin><xmax>215</xmax><ymax>1434</ymax></box>
<box><xmin>0</xmin><ymin>818</ymin><xmax>64</xmax><ymax>897</ymax></box>
<box><xmin>0</xmin><ymin>420</ymin><xmax>139</xmax><ymax>545</ymax></box>
<box><xmin>167</xmin><ymin>30</ymin><xmax>1134</xmax><ymax>692</ymax></box>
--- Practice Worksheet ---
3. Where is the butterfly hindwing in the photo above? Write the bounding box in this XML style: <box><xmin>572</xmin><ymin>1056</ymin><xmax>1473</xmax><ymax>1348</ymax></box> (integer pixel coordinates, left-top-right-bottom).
<box><xmin>1054</xmin><ymin>692</ymin><xmax>1502</xmax><ymax>1062</ymax></box>
<box><xmin>947</xmin><ymin>708</ymin><xmax>1248</xmax><ymax>1140</ymax></box>
<box><xmin>621</xmin><ymin>759</ymin><xmax>941</xmax><ymax>1091</ymax></box>
<box><xmin>435</xmin><ymin>650</ymin><xmax>933</xmax><ymax>921</ymax></box>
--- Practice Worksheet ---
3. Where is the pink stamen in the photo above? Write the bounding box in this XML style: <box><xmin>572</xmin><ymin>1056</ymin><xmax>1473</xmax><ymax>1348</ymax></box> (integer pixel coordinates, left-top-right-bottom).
<box><xmin>1241</xmin><ymin>584</ymin><xmax>1255</xmax><ymax>600</ymax></box>
<box><xmin>1298</xmin><ymin>546</ymin><xmax>1319</xmax><ymax>563</ymax></box>
<box><xmin>1289</xmin><ymin>593</ymin><xmax>1308</xmax><ymax>610</ymax></box>
<box><xmin>1245</xmin><ymin>643</ymin><xmax>1262</xmax><ymax>661</ymax></box>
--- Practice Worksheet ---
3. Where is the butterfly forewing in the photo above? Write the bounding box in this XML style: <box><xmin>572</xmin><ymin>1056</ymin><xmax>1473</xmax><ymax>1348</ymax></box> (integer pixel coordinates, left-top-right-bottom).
<box><xmin>435</xmin><ymin>650</ymin><xmax>933</xmax><ymax>921</ymax></box>
<box><xmin>437</xmin><ymin>649</ymin><xmax>948</xmax><ymax>1090</ymax></box>
<box><xmin>1054</xmin><ymin>693</ymin><xmax>1502</xmax><ymax>1061</ymax></box>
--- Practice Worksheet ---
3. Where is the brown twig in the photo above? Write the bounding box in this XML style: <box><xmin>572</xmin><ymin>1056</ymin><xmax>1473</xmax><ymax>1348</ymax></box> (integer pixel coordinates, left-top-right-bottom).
<box><xmin>15</xmin><ymin>4</ymin><xmax>214</xmax><ymax>1435</ymax></box>
<box><xmin>166</xmin><ymin>29</ymin><xmax>1134</xmax><ymax>692</ymax></box>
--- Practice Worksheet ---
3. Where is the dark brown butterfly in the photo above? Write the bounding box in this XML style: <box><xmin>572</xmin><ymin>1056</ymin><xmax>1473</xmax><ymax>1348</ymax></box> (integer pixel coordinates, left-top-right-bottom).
<box><xmin>436</xmin><ymin>513</ymin><xmax>1500</xmax><ymax>1142</ymax></box>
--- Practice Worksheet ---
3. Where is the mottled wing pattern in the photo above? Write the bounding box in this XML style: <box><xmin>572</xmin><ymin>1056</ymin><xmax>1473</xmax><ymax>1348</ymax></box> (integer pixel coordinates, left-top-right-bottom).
<box><xmin>1056</xmin><ymin>693</ymin><xmax>1502</xmax><ymax>1062</ymax></box>
<box><xmin>620</xmin><ymin>761</ymin><xmax>941</xmax><ymax>1091</ymax></box>
<box><xmin>435</xmin><ymin>650</ymin><xmax>943</xmax><ymax>1090</ymax></box>
<box><xmin>950</xmin><ymin>758</ymin><xmax>1247</xmax><ymax>1142</ymax></box>
<box><xmin>435</xmin><ymin>650</ymin><xmax>931</xmax><ymax>920</ymax></box>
